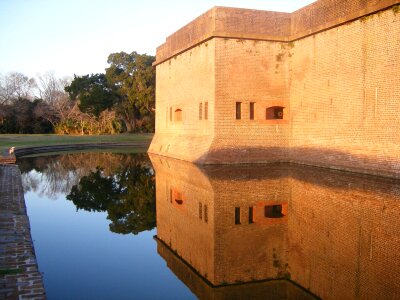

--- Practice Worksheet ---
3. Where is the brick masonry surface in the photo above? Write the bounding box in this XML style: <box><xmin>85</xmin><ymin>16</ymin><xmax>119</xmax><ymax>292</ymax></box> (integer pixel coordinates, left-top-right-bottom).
<box><xmin>155</xmin><ymin>238</ymin><xmax>316</xmax><ymax>300</ymax></box>
<box><xmin>149</xmin><ymin>0</ymin><xmax>400</xmax><ymax>178</ymax></box>
<box><xmin>0</xmin><ymin>165</ymin><xmax>46</xmax><ymax>300</ymax></box>
<box><xmin>150</xmin><ymin>154</ymin><xmax>400</xmax><ymax>300</ymax></box>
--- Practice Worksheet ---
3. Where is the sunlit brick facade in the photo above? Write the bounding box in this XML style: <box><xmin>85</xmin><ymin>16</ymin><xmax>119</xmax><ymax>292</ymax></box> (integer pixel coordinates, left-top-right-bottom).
<box><xmin>148</xmin><ymin>0</ymin><xmax>400</xmax><ymax>177</ymax></box>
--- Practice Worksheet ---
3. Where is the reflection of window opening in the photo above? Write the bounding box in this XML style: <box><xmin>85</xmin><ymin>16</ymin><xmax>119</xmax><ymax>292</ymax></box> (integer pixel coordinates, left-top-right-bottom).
<box><xmin>204</xmin><ymin>102</ymin><xmax>208</xmax><ymax>120</ymax></box>
<box><xmin>199</xmin><ymin>103</ymin><xmax>202</xmax><ymax>120</ymax></box>
<box><xmin>169</xmin><ymin>189</ymin><xmax>172</xmax><ymax>203</ymax></box>
<box><xmin>170</xmin><ymin>107</ymin><xmax>172</xmax><ymax>121</ymax></box>
<box><xmin>174</xmin><ymin>191</ymin><xmax>183</xmax><ymax>205</ymax></box>
<box><xmin>235</xmin><ymin>207</ymin><xmax>241</xmax><ymax>224</ymax></box>
<box><xmin>250</xmin><ymin>102</ymin><xmax>255</xmax><ymax>120</ymax></box>
<box><xmin>204</xmin><ymin>205</ymin><xmax>208</xmax><ymax>223</ymax></box>
<box><xmin>264</xmin><ymin>205</ymin><xmax>285</xmax><ymax>218</ymax></box>
<box><xmin>199</xmin><ymin>202</ymin><xmax>202</xmax><ymax>220</ymax></box>
<box><xmin>236</xmin><ymin>102</ymin><xmax>242</xmax><ymax>120</ymax></box>
<box><xmin>266</xmin><ymin>106</ymin><xmax>284</xmax><ymax>120</ymax></box>
<box><xmin>249</xmin><ymin>207</ymin><xmax>254</xmax><ymax>224</ymax></box>
<box><xmin>175</xmin><ymin>109</ymin><xmax>182</xmax><ymax>121</ymax></box>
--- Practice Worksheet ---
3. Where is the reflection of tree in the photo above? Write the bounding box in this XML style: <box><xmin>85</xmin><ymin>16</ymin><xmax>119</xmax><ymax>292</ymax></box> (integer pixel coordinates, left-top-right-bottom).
<box><xmin>19</xmin><ymin>152</ymin><xmax>151</xmax><ymax>199</ymax></box>
<box><xmin>66</xmin><ymin>163</ymin><xmax>156</xmax><ymax>235</ymax></box>
<box><xmin>19</xmin><ymin>152</ymin><xmax>155</xmax><ymax>234</ymax></box>
<box><xmin>67</xmin><ymin>168</ymin><xmax>117</xmax><ymax>212</ymax></box>
<box><xmin>20</xmin><ymin>156</ymin><xmax>83</xmax><ymax>199</ymax></box>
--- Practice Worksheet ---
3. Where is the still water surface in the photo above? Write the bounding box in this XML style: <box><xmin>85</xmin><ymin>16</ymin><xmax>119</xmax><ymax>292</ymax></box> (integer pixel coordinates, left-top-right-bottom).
<box><xmin>18</xmin><ymin>152</ymin><xmax>400</xmax><ymax>299</ymax></box>
<box><xmin>19</xmin><ymin>152</ymin><xmax>194</xmax><ymax>299</ymax></box>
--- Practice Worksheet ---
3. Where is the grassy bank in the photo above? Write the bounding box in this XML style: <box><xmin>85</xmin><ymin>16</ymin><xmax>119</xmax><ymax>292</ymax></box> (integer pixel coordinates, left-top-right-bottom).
<box><xmin>0</xmin><ymin>134</ymin><xmax>153</xmax><ymax>154</ymax></box>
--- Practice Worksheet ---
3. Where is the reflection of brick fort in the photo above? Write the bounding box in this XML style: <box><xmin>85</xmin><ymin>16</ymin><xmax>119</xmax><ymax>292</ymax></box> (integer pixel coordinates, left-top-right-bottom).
<box><xmin>149</xmin><ymin>0</ymin><xmax>400</xmax><ymax>177</ymax></box>
<box><xmin>150</xmin><ymin>154</ymin><xmax>400</xmax><ymax>299</ymax></box>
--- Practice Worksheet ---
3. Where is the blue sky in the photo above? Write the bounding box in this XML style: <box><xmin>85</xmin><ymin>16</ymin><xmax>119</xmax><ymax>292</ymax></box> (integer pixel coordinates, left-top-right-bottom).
<box><xmin>0</xmin><ymin>0</ymin><xmax>315</xmax><ymax>78</ymax></box>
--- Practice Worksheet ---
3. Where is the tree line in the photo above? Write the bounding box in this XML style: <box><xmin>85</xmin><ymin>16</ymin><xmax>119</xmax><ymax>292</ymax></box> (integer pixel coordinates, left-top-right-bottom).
<box><xmin>0</xmin><ymin>51</ymin><xmax>155</xmax><ymax>134</ymax></box>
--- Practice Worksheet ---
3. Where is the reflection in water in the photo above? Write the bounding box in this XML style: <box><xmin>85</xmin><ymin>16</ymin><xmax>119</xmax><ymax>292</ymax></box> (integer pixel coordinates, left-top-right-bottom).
<box><xmin>19</xmin><ymin>153</ymin><xmax>147</xmax><ymax>198</ymax></box>
<box><xmin>20</xmin><ymin>152</ymin><xmax>195</xmax><ymax>300</ymax></box>
<box><xmin>150</xmin><ymin>154</ymin><xmax>400</xmax><ymax>300</ymax></box>
<box><xmin>67</xmin><ymin>164</ymin><xmax>155</xmax><ymax>235</ymax></box>
<box><xmin>20</xmin><ymin>153</ymin><xmax>156</xmax><ymax>235</ymax></box>
<box><xmin>19</xmin><ymin>152</ymin><xmax>400</xmax><ymax>299</ymax></box>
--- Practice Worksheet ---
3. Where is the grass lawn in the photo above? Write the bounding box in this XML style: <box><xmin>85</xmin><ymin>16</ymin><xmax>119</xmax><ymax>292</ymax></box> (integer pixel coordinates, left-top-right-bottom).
<box><xmin>0</xmin><ymin>133</ymin><xmax>153</xmax><ymax>155</ymax></box>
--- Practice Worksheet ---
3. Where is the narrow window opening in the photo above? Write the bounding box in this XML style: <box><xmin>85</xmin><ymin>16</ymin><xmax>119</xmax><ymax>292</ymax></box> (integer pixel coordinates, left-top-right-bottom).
<box><xmin>204</xmin><ymin>205</ymin><xmax>208</xmax><ymax>223</ymax></box>
<box><xmin>199</xmin><ymin>103</ymin><xmax>202</xmax><ymax>120</ymax></box>
<box><xmin>175</xmin><ymin>109</ymin><xmax>182</xmax><ymax>122</ymax></box>
<box><xmin>249</xmin><ymin>207</ymin><xmax>254</xmax><ymax>224</ymax></box>
<box><xmin>199</xmin><ymin>202</ymin><xmax>202</xmax><ymax>220</ymax></box>
<box><xmin>266</xmin><ymin>106</ymin><xmax>284</xmax><ymax>120</ymax></box>
<box><xmin>264</xmin><ymin>205</ymin><xmax>284</xmax><ymax>218</ymax></box>
<box><xmin>236</xmin><ymin>102</ymin><xmax>242</xmax><ymax>120</ymax></box>
<box><xmin>169</xmin><ymin>189</ymin><xmax>172</xmax><ymax>203</ymax></box>
<box><xmin>169</xmin><ymin>107</ymin><xmax>172</xmax><ymax>122</ymax></box>
<box><xmin>250</xmin><ymin>102</ymin><xmax>255</xmax><ymax>120</ymax></box>
<box><xmin>204</xmin><ymin>102</ymin><xmax>208</xmax><ymax>120</ymax></box>
<box><xmin>235</xmin><ymin>207</ymin><xmax>241</xmax><ymax>224</ymax></box>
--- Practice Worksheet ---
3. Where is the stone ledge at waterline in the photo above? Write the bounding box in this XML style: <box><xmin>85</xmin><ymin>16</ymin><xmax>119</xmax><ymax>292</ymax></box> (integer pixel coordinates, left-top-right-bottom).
<box><xmin>13</xmin><ymin>142</ymin><xmax>151</xmax><ymax>157</ymax></box>
<box><xmin>0</xmin><ymin>165</ymin><xmax>46</xmax><ymax>299</ymax></box>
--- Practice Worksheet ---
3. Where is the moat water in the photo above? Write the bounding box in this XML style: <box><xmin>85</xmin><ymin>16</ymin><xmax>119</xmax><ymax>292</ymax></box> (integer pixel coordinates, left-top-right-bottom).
<box><xmin>18</xmin><ymin>151</ymin><xmax>400</xmax><ymax>300</ymax></box>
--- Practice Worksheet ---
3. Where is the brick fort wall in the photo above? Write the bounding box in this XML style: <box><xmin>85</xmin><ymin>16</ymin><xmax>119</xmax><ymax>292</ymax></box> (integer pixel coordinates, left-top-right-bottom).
<box><xmin>149</xmin><ymin>0</ymin><xmax>400</xmax><ymax>177</ymax></box>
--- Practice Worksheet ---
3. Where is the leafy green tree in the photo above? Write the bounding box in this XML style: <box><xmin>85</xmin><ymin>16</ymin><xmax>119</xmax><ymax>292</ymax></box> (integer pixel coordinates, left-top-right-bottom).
<box><xmin>65</xmin><ymin>74</ymin><xmax>116</xmax><ymax>117</ymax></box>
<box><xmin>106</xmin><ymin>51</ymin><xmax>155</xmax><ymax>132</ymax></box>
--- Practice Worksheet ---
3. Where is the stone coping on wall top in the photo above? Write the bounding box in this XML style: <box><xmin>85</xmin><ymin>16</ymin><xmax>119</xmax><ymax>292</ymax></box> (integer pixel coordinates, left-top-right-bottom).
<box><xmin>153</xmin><ymin>31</ymin><xmax>290</xmax><ymax>66</ymax></box>
<box><xmin>154</xmin><ymin>0</ymin><xmax>400</xmax><ymax>66</ymax></box>
<box><xmin>290</xmin><ymin>0</ymin><xmax>400</xmax><ymax>40</ymax></box>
